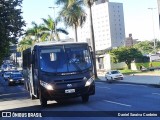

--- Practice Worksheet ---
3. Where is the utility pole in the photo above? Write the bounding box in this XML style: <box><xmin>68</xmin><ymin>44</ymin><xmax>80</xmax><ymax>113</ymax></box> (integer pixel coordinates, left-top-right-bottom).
<box><xmin>148</xmin><ymin>8</ymin><xmax>156</xmax><ymax>53</ymax></box>
<box><xmin>88</xmin><ymin>0</ymin><xmax>98</xmax><ymax>78</ymax></box>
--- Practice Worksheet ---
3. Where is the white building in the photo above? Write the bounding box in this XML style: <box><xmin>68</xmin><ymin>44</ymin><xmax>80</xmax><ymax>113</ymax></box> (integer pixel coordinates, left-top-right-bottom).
<box><xmin>77</xmin><ymin>0</ymin><xmax>126</xmax><ymax>71</ymax></box>
<box><xmin>77</xmin><ymin>0</ymin><xmax>125</xmax><ymax>51</ymax></box>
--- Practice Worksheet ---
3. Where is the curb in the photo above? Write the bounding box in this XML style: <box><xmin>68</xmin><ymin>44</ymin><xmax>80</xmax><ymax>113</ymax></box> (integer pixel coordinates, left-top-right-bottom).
<box><xmin>95</xmin><ymin>79</ymin><xmax>160</xmax><ymax>88</ymax></box>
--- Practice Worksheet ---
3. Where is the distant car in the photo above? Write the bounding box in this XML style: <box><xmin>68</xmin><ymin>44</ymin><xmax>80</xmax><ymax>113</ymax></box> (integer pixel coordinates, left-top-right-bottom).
<box><xmin>3</xmin><ymin>71</ymin><xmax>12</xmax><ymax>81</ymax></box>
<box><xmin>1</xmin><ymin>70</ymin><xmax>8</xmax><ymax>77</ymax></box>
<box><xmin>105</xmin><ymin>70</ymin><xmax>124</xmax><ymax>82</ymax></box>
<box><xmin>8</xmin><ymin>72</ymin><xmax>24</xmax><ymax>86</ymax></box>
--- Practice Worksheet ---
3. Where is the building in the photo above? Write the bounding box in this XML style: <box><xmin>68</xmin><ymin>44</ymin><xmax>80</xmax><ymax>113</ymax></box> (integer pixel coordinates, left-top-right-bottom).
<box><xmin>77</xmin><ymin>0</ymin><xmax>126</xmax><ymax>71</ymax></box>
<box><xmin>157</xmin><ymin>0</ymin><xmax>160</xmax><ymax>28</ymax></box>
<box><xmin>147</xmin><ymin>54</ymin><xmax>160</xmax><ymax>62</ymax></box>
<box><xmin>77</xmin><ymin>0</ymin><xmax>125</xmax><ymax>51</ymax></box>
<box><xmin>9</xmin><ymin>45</ymin><xmax>22</xmax><ymax>68</ymax></box>
<box><xmin>125</xmin><ymin>34</ymin><xmax>138</xmax><ymax>47</ymax></box>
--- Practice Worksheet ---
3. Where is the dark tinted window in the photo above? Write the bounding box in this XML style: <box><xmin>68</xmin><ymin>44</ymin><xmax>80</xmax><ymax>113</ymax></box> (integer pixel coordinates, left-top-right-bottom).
<box><xmin>39</xmin><ymin>44</ymin><xmax>92</xmax><ymax>73</ymax></box>
<box><xmin>111</xmin><ymin>71</ymin><xmax>120</xmax><ymax>74</ymax></box>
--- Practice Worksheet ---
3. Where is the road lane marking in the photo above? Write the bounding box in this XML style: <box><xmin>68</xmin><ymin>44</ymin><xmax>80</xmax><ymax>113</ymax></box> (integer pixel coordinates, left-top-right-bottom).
<box><xmin>0</xmin><ymin>92</ymin><xmax>26</xmax><ymax>97</ymax></box>
<box><xmin>152</xmin><ymin>93</ymin><xmax>160</xmax><ymax>96</ymax></box>
<box><xmin>115</xmin><ymin>84</ymin><xmax>147</xmax><ymax>87</ymax></box>
<box><xmin>96</xmin><ymin>82</ymin><xmax>104</xmax><ymax>84</ymax></box>
<box><xmin>96</xmin><ymin>86</ymin><xmax>111</xmax><ymax>89</ymax></box>
<box><xmin>104</xmin><ymin>100</ymin><xmax>131</xmax><ymax>107</ymax></box>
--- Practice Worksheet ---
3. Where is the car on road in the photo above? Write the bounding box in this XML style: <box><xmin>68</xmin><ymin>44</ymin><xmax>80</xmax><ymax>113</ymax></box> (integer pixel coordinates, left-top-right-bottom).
<box><xmin>105</xmin><ymin>70</ymin><xmax>124</xmax><ymax>82</ymax></box>
<box><xmin>8</xmin><ymin>72</ymin><xmax>24</xmax><ymax>86</ymax></box>
<box><xmin>3</xmin><ymin>71</ymin><xmax>12</xmax><ymax>81</ymax></box>
<box><xmin>1</xmin><ymin>70</ymin><xmax>8</xmax><ymax>77</ymax></box>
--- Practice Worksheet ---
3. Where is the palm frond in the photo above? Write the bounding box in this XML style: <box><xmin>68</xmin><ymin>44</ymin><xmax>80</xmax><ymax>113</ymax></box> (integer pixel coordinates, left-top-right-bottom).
<box><xmin>56</xmin><ymin>28</ymin><xmax>69</xmax><ymax>35</ymax></box>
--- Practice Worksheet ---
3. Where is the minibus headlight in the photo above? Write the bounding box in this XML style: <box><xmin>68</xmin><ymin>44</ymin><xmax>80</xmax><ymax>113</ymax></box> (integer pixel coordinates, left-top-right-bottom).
<box><xmin>40</xmin><ymin>80</ymin><xmax>54</xmax><ymax>90</ymax></box>
<box><xmin>85</xmin><ymin>76</ymin><xmax>94</xmax><ymax>87</ymax></box>
<box><xmin>9</xmin><ymin>79</ymin><xmax>13</xmax><ymax>82</ymax></box>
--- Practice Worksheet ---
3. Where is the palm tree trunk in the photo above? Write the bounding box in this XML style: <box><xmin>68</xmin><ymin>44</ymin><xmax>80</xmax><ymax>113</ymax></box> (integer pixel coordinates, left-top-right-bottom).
<box><xmin>89</xmin><ymin>3</ymin><xmax>97</xmax><ymax>78</ymax></box>
<box><xmin>50</xmin><ymin>31</ymin><xmax>53</xmax><ymax>41</ymax></box>
<box><xmin>74</xmin><ymin>24</ymin><xmax>78</xmax><ymax>42</ymax></box>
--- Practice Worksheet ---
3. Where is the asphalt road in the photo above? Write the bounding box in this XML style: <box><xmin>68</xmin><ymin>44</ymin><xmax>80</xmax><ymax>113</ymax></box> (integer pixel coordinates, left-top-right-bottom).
<box><xmin>0</xmin><ymin>76</ymin><xmax>160</xmax><ymax>120</ymax></box>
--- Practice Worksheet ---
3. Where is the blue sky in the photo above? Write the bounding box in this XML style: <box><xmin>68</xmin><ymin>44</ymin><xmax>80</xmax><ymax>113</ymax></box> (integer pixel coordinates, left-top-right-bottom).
<box><xmin>22</xmin><ymin>0</ymin><xmax>160</xmax><ymax>41</ymax></box>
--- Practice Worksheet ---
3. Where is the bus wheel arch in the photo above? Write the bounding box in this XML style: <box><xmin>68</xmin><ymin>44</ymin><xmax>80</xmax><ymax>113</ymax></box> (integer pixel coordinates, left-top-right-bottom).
<box><xmin>39</xmin><ymin>89</ymin><xmax>47</xmax><ymax>107</ymax></box>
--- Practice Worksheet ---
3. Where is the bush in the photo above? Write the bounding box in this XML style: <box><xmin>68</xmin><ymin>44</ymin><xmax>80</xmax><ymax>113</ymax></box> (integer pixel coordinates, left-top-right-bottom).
<box><xmin>135</xmin><ymin>62</ymin><xmax>160</xmax><ymax>70</ymax></box>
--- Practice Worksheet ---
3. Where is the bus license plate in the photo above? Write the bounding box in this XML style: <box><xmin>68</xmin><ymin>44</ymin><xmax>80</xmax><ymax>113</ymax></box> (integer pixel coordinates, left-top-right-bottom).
<box><xmin>65</xmin><ymin>89</ymin><xmax>75</xmax><ymax>93</ymax></box>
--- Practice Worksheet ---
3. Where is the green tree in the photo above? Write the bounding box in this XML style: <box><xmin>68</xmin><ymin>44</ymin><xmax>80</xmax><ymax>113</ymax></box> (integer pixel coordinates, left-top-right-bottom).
<box><xmin>109</xmin><ymin>47</ymin><xmax>143</xmax><ymax>69</ymax></box>
<box><xmin>25</xmin><ymin>22</ymin><xmax>45</xmax><ymax>42</ymax></box>
<box><xmin>0</xmin><ymin>0</ymin><xmax>25</xmax><ymax>63</ymax></box>
<box><xmin>56</xmin><ymin>0</ymin><xmax>86</xmax><ymax>42</ymax></box>
<box><xmin>155</xmin><ymin>40</ymin><xmax>160</xmax><ymax>51</ymax></box>
<box><xmin>41</xmin><ymin>15</ymin><xmax>68</xmax><ymax>41</ymax></box>
<box><xmin>133</xmin><ymin>41</ymin><xmax>153</xmax><ymax>54</ymax></box>
<box><xmin>17</xmin><ymin>37</ymin><xmax>34</xmax><ymax>52</ymax></box>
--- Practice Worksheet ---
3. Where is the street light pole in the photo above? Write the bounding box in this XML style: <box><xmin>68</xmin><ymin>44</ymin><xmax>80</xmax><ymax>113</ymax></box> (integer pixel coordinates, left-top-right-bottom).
<box><xmin>49</xmin><ymin>6</ymin><xmax>58</xmax><ymax>32</ymax></box>
<box><xmin>49</xmin><ymin>7</ymin><xmax>57</xmax><ymax>20</ymax></box>
<box><xmin>148</xmin><ymin>8</ymin><xmax>156</xmax><ymax>53</ymax></box>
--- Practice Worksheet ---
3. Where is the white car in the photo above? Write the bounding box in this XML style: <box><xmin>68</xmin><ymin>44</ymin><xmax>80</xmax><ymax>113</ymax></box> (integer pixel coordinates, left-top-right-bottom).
<box><xmin>105</xmin><ymin>70</ymin><xmax>124</xmax><ymax>82</ymax></box>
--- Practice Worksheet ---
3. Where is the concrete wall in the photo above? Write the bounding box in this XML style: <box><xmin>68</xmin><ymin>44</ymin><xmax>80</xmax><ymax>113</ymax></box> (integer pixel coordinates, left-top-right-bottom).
<box><xmin>111</xmin><ymin>62</ymin><xmax>126</xmax><ymax>70</ymax></box>
<box><xmin>131</xmin><ymin>63</ymin><xmax>138</xmax><ymax>70</ymax></box>
<box><xmin>97</xmin><ymin>54</ymin><xmax>127</xmax><ymax>71</ymax></box>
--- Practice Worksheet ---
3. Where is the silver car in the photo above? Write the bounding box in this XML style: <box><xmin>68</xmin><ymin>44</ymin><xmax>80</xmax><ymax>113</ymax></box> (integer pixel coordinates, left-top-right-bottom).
<box><xmin>105</xmin><ymin>70</ymin><xmax>124</xmax><ymax>82</ymax></box>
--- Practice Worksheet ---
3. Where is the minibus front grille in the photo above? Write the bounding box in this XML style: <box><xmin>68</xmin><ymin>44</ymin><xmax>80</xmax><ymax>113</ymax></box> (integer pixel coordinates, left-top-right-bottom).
<box><xmin>54</xmin><ymin>78</ymin><xmax>83</xmax><ymax>85</ymax></box>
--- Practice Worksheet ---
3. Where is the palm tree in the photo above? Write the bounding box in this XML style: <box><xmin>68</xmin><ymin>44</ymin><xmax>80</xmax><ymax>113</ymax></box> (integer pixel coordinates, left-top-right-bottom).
<box><xmin>56</xmin><ymin>0</ymin><xmax>86</xmax><ymax>42</ymax></box>
<box><xmin>17</xmin><ymin>37</ymin><xmax>34</xmax><ymax>52</ymax></box>
<box><xmin>56</xmin><ymin>0</ymin><xmax>97</xmax><ymax>77</ymax></box>
<box><xmin>41</xmin><ymin>15</ymin><xmax>68</xmax><ymax>41</ymax></box>
<box><xmin>26</xmin><ymin>22</ymin><xmax>46</xmax><ymax>42</ymax></box>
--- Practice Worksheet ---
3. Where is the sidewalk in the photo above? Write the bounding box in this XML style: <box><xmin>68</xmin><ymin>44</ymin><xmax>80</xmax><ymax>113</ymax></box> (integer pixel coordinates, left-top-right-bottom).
<box><xmin>97</xmin><ymin>72</ymin><xmax>160</xmax><ymax>87</ymax></box>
